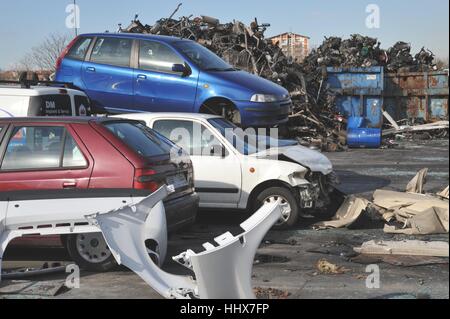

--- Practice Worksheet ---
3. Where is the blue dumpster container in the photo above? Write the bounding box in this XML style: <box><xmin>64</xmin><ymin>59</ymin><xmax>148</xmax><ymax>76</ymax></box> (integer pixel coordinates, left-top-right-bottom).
<box><xmin>327</xmin><ymin>67</ymin><xmax>384</xmax><ymax>128</ymax></box>
<box><xmin>327</xmin><ymin>67</ymin><xmax>384</xmax><ymax>148</ymax></box>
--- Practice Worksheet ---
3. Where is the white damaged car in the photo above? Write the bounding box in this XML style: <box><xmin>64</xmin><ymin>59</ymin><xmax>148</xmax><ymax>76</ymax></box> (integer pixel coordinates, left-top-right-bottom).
<box><xmin>118</xmin><ymin>113</ymin><xmax>338</xmax><ymax>228</ymax></box>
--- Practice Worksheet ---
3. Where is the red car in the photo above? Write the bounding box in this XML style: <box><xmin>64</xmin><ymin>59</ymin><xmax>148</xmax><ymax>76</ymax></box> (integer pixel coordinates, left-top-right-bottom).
<box><xmin>0</xmin><ymin>117</ymin><xmax>198</xmax><ymax>271</ymax></box>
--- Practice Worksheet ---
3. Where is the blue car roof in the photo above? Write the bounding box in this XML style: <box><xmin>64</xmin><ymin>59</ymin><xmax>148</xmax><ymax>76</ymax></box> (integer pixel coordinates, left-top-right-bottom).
<box><xmin>79</xmin><ymin>33</ymin><xmax>190</xmax><ymax>43</ymax></box>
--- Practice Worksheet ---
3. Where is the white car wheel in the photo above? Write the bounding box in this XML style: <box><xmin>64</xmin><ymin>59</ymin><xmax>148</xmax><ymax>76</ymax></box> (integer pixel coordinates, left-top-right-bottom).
<box><xmin>66</xmin><ymin>233</ymin><xmax>118</xmax><ymax>272</ymax></box>
<box><xmin>75</xmin><ymin>233</ymin><xmax>112</xmax><ymax>264</ymax></box>
<box><xmin>255</xmin><ymin>187</ymin><xmax>300</xmax><ymax>229</ymax></box>
<box><xmin>263</xmin><ymin>195</ymin><xmax>292</xmax><ymax>226</ymax></box>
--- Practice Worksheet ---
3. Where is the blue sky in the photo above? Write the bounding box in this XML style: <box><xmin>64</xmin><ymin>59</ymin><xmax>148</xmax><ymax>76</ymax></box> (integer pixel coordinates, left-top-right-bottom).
<box><xmin>0</xmin><ymin>0</ymin><xmax>448</xmax><ymax>69</ymax></box>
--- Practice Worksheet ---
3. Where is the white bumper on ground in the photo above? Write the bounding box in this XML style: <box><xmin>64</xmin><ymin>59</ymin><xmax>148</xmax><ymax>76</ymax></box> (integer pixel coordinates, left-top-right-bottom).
<box><xmin>89</xmin><ymin>186</ymin><xmax>282</xmax><ymax>299</ymax></box>
<box><xmin>1</xmin><ymin>186</ymin><xmax>281</xmax><ymax>299</ymax></box>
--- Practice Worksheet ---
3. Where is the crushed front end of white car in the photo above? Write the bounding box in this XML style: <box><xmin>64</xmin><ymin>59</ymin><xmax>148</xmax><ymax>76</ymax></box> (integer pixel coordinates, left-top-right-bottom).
<box><xmin>255</xmin><ymin>144</ymin><xmax>339</xmax><ymax>210</ymax></box>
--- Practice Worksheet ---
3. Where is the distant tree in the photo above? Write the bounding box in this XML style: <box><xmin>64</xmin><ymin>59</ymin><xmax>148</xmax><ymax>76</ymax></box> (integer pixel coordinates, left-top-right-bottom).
<box><xmin>14</xmin><ymin>33</ymin><xmax>71</xmax><ymax>72</ymax></box>
<box><xmin>10</xmin><ymin>57</ymin><xmax>34</xmax><ymax>72</ymax></box>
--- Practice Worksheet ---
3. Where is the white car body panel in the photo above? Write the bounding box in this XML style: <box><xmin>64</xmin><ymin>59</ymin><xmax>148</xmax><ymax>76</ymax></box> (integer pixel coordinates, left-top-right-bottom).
<box><xmin>193</xmin><ymin>154</ymin><xmax>242</xmax><ymax>208</ymax></box>
<box><xmin>90</xmin><ymin>186</ymin><xmax>282</xmax><ymax>299</ymax></box>
<box><xmin>5</xmin><ymin>197</ymin><xmax>136</xmax><ymax>229</ymax></box>
<box><xmin>1</xmin><ymin>186</ymin><xmax>281</xmax><ymax>299</ymax></box>
<box><xmin>172</xmin><ymin>200</ymin><xmax>282</xmax><ymax>299</ymax></box>
<box><xmin>253</xmin><ymin>145</ymin><xmax>334</xmax><ymax>176</ymax></box>
<box><xmin>116</xmin><ymin>113</ymin><xmax>334</xmax><ymax>210</ymax></box>
<box><xmin>87</xmin><ymin>187</ymin><xmax>195</xmax><ymax>299</ymax></box>
<box><xmin>0</xmin><ymin>195</ymin><xmax>146</xmax><ymax>282</ymax></box>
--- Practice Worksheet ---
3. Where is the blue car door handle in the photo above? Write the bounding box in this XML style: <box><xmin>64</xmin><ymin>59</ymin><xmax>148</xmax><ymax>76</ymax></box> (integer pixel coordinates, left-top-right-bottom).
<box><xmin>137</xmin><ymin>74</ymin><xmax>147</xmax><ymax>80</ymax></box>
<box><xmin>86</xmin><ymin>67</ymin><xmax>96</xmax><ymax>72</ymax></box>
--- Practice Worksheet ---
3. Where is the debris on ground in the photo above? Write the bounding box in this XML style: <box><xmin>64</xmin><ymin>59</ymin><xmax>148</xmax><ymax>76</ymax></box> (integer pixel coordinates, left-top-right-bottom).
<box><xmin>316</xmin><ymin>259</ymin><xmax>350</xmax><ymax>274</ymax></box>
<box><xmin>354</xmin><ymin>240</ymin><xmax>449</xmax><ymax>258</ymax></box>
<box><xmin>254</xmin><ymin>254</ymin><xmax>290</xmax><ymax>265</ymax></box>
<box><xmin>0</xmin><ymin>262</ymin><xmax>66</xmax><ymax>280</ymax></box>
<box><xmin>315</xmin><ymin>169</ymin><xmax>449</xmax><ymax>235</ymax></box>
<box><xmin>374</xmin><ymin>190</ymin><xmax>449</xmax><ymax>235</ymax></box>
<box><xmin>351</xmin><ymin>254</ymin><xmax>449</xmax><ymax>267</ymax></box>
<box><xmin>0</xmin><ymin>280</ymin><xmax>66</xmax><ymax>297</ymax></box>
<box><xmin>254</xmin><ymin>287</ymin><xmax>291</xmax><ymax>299</ymax></box>
<box><xmin>438</xmin><ymin>186</ymin><xmax>449</xmax><ymax>200</ymax></box>
<box><xmin>115</xmin><ymin>4</ymin><xmax>444</xmax><ymax>151</ymax></box>
<box><xmin>406</xmin><ymin>168</ymin><xmax>428</xmax><ymax>194</ymax></box>
<box><xmin>383</xmin><ymin>118</ymin><xmax>449</xmax><ymax>138</ymax></box>
<box><xmin>313</xmin><ymin>197</ymin><xmax>370</xmax><ymax>230</ymax></box>
<box><xmin>307</xmin><ymin>243</ymin><xmax>358</xmax><ymax>259</ymax></box>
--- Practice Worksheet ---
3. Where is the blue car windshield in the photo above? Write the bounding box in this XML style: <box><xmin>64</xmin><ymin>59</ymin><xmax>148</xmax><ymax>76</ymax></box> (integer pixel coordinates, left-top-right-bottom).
<box><xmin>208</xmin><ymin>118</ymin><xmax>298</xmax><ymax>155</ymax></box>
<box><xmin>173</xmin><ymin>41</ymin><xmax>236</xmax><ymax>71</ymax></box>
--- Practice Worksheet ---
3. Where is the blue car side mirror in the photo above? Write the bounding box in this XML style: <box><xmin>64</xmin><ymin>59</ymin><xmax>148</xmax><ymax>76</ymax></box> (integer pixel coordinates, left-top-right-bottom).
<box><xmin>172</xmin><ymin>64</ymin><xmax>191</xmax><ymax>77</ymax></box>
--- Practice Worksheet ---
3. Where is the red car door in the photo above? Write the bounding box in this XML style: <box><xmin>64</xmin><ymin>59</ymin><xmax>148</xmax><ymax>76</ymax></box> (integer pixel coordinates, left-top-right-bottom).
<box><xmin>0</xmin><ymin>122</ymin><xmax>93</xmax><ymax>192</ymax></box>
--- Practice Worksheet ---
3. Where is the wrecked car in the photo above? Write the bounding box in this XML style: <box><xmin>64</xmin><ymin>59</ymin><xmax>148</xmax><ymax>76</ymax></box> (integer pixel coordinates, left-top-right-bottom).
<box><xmin>0</xmin><ymin>117</ymin><xmax>199</xmax><ymax>271</ymax></box>
<box><xmin>118</xmin><ymin>113</ymin><xmax>337</xmax><ymax>228</ymax></box>
<box><xmin>55</xmin><ymin>33</ymin><xmax>292</xmax><ymax>128</ymax></box>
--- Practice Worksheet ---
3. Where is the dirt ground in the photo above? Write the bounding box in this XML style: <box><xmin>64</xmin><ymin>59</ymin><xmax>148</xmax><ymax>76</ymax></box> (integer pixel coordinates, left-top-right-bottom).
<box><xmin>2</xmin><ymin>139</ymin><xmax>449</xmax><ymax>299</ymax></box>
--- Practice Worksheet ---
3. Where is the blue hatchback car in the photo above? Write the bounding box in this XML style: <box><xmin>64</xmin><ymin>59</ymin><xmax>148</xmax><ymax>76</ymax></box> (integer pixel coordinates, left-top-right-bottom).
<box><xmin>55</xmin><ymin>33</ymin><xmax>292</xmax><ymax>127</ymax></box>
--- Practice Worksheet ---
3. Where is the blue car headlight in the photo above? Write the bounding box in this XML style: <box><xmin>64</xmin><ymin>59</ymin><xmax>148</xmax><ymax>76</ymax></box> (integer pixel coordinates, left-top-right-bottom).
<box><xmin>250</xmin><ymin>94</ymin><xmax>278</xmax><ymax>103</ymax></box>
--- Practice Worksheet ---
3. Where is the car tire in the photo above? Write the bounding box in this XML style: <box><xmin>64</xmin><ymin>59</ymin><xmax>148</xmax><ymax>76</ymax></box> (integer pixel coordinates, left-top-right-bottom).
<box><xmin>200</xmin><ymin>100</ymin><xmax>241</xmax><ymax>125</ymax></box>
<box><xmin>66</xmin><ymin>233</ymin><xmax>117</xmax><ymax>272</ymax></box>
<box><xmin>254</xmin><ymin>187</ymin><xmax>300</xmax><ymax>229</ymax></box>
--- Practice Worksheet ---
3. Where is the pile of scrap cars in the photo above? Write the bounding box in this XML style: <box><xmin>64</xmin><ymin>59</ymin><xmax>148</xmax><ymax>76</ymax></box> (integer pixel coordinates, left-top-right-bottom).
<box><xmin>0</xmin><ymin>3</ymin><xmax>449</xmax><ymax>300</ymax></box>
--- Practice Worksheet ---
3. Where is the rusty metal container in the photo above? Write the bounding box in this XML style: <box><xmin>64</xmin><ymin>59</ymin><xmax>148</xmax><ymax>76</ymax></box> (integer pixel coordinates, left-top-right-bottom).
<box><xmin>327</xmin><ymin>67</ymin><xmax>384</xmax><ymax>129</ymax></box>
<box><xmin>384</xmin><ymin>71</ymin><xmax>449</xmax><ymax>122</ymax></box>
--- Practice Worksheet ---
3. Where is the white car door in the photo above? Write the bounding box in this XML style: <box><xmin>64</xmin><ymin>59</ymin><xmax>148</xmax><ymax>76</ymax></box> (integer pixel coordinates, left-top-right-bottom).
<box><xmin>152</xmin><ymin>119</ymin><xmax>242</xmax><ymax>209</ymax></box>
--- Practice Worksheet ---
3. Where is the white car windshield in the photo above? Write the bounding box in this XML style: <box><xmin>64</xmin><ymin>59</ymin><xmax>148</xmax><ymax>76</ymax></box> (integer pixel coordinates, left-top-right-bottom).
<box><xmin>208</xmin><ymin>118</ymin><xmax>297</xmax><ymax>155</ymax></box>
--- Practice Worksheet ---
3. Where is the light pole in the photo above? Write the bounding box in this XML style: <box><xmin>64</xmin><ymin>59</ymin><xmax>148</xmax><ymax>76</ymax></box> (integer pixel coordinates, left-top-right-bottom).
<box><xmin>73</xmin><ymin>0</ymin><xmax>78</xmax><ymax>36</ymax></box>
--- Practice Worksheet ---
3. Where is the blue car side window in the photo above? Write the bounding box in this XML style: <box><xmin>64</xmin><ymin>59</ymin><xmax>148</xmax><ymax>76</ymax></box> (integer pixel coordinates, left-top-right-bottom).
<box><xmin>90</xmin><ymin>37</ymin><xmax>132</xmax><ymax>68</ymax></box>
<box><xmin>139</xmin><ymin>40</ymin><xmax>183</xmax><ymax>73</ymax></box>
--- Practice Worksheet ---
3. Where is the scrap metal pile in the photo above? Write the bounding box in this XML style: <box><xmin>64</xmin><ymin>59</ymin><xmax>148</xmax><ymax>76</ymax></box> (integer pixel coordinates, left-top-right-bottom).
<box><xmin>116</xmin><ymin>4</ymin><xmax>439</xmax><ymax>151</ymax></box>
<box><xmin>304</xmin><ymin>36</ymin><xmax>437</xmax><ymax>72</ymax></box>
